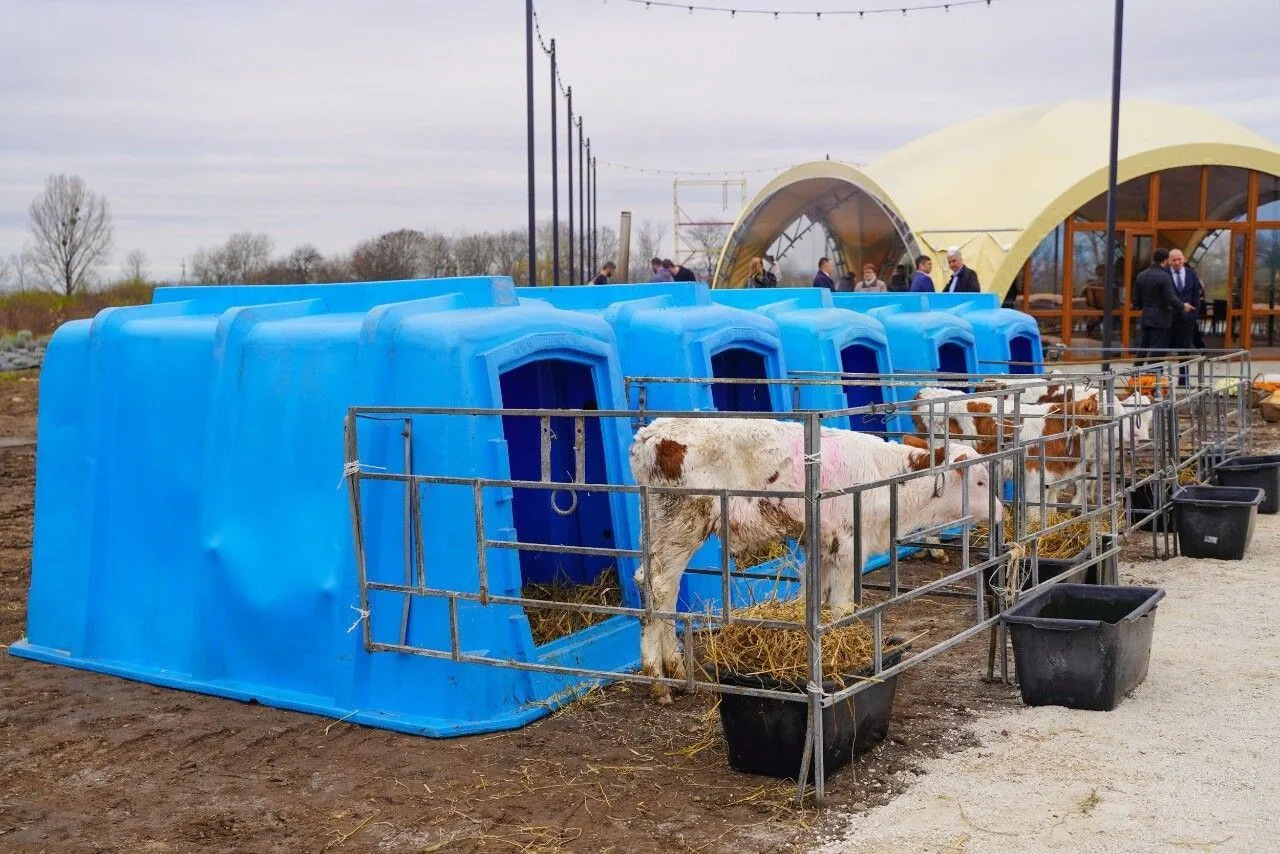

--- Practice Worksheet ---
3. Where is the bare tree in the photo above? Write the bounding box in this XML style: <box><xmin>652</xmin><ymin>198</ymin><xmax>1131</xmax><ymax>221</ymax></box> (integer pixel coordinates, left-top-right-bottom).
<box><xmin>629</xmin><ymin>220</ymin><xmax>669</xmax><ymax>281</ymax></box>
<box><xmin>27</xmin><ymin>173</ymin><xmax>115</xmax><ymax>295</ymax></box>
<box><xmin>452</xmin><ymin>232</ymin><xmax>495</xmax><ymax>276</ymax></box>
<box><xmin>121</xmin><ymin>249</ymin><xmax>150</xmax><ymax>283</ymax></box>
<box><xmin>350</xmin><ymin>229</ymin><xmax>429</xmax><ymax>281</ymax></box>
<box><xmin>287</xmin><ymin>244</ymin><xmax>324</xmax><ymax>282</ymax></box>
<box><xmin>8</xmin><ymin>249</ymin><xmax>37</xmax><ymax>292</ymax></box>
<box><xmin>191</xmin><ymin>232</ymin><xmax>275</xmax><ymax>284</ymax></box>
<box><xmin>420</xmin><ymin>232</ymin><xmax>454</xmax><ymax>279</ymax></box>
<box><xmin>683</xmin><ymin>224</ymin><xmax>729</xmax><ymax>278</ymax></box>
<box><xmin>491</xmin><ymin>230</ymin><xmax>528</xmax><ymax>282</ymax></box>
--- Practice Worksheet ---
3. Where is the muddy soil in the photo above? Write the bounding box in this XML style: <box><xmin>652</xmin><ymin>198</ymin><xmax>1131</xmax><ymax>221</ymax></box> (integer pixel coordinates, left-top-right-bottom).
<box><xmin>2</xmin><ymin>375</ymin><xmax>1271</xmax><ymax>853</ymax></box>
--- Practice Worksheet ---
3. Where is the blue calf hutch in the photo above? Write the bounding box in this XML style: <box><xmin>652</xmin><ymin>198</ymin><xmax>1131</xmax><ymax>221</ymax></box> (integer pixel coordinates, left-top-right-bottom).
<box><xmin>12</xmin><ymin>277</ymin><xmax>648</xmax><ymax>736</ymax></box>
<box><xmin>709</xmin><ymin>288</ymin><xmax>913</xmax><ymax>436</ymax></box>
<box><xmin>831</xmin><ymin>294</ymin><xmax>979</xmax><ymax>403</ymax></box>
<box><xmin>516</xmin><ymin>283</ymin><xmax>798</xmax><ymax>608</ymax></box>
<box><xmin>837</xmin><ymin>293</ymin><xmax>1043</xmax><ymax>377</ymax></box>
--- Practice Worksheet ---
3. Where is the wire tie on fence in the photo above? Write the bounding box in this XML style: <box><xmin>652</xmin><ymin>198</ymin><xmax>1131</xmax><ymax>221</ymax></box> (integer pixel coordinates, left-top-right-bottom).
<box><xmin>337</xmin><ymin>461</ymin><xmax>387</xmax><ymax>489</ymax></box>
<box><xmin>803</xmin><ymin>451</ymin><xmax>822</xmax><ymax>464</ymax></box>
<box><xmin>1001</xmin><ymin>542</ymin><xmax>1027</xmax><ymax>609</ymax></box>
<box><xmin>346</xmin><ymin>605</ymin><xmax>371</xmax><ymax>633</ymax></box>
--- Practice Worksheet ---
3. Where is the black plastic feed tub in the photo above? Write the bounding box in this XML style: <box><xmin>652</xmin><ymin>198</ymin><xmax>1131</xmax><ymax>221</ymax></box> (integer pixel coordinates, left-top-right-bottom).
<box><xmin>1129</xmin><ymin>481</ymin><xmax>1174</xmax><ymax>533</ymax></box>
<box><xmin>1172</xmin><ymin>485</ymin><xmax>1264</xmax><ymax>560</ymax></box>
<box><xmin>1213</xmin><ymin>454</ymin><xmax>1280</xmax><ymax>514</ymax></box>
<box><xmin>1002</xmin><ymin>583</ymin><xmax>1165</xmax><ymax>711</ymax></box>
<box><xmin>717</xmin><ymin>649</ymin><xmax>905</xmax><ymax>782</ymax></box>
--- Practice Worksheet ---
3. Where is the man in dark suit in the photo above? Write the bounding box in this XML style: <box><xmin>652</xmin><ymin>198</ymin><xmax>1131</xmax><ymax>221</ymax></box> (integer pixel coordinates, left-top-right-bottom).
<box><xmin>1134</xmin><ymin>247</ymin><xmax>1195</xmax><ymax>365</ymax></box>
<box><xmin>813</xmin><ymin>256</ymin><xmax>835</xmax><ymax>290</ymax></box>
<box><xmin>943</xmin><ymin>249</ymin><xmax>981</xmax><ymax>293</ymax></box>
<box><xmin>1167</xmin><ymin>248</ymin><xmax>1204</xmax><ymax>346</ymax></box>
<box><xmin>1168</xmin><ymin>247</ymin><xmax>1205</xmax><ymax>383</ymax></box>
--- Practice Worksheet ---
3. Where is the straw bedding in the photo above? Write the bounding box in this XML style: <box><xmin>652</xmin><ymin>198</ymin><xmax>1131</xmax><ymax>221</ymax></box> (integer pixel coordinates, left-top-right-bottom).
<box><xmin>523</xmin><ymin>568</ymin><xmax>623</xmax><ymax>646</ymax></box>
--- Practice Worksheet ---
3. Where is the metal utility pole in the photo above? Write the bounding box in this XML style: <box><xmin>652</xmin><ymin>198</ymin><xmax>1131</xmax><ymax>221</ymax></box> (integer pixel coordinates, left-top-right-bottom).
<box><xmin>585</xmin><ymin>138</ymin><xmax>593</xmax><ymax>276</ymax></box>
<box><xmin>578</xmin><ymin>121</ymin><xmax>586</xmax><ymax>283</ymax></box>
<box><xmin>567</xmin><ymin>87</ymin><xmax>575</xmax><ymax>287</ymax></box>
<box><xmin>549</xmin><ymin>39</ymin><xmax>560</xmax><ymax>286</ymax></box>
<box><xmin>592</xmin><ymin>156</ymin><xmax>599</xmax><ymax>270</ymax></box>
<box><xmin>524</xmin><ymin>0</ymin><xmax>537</xmax><ymax>286</ymax></box>
<box><xmin>1101</xmin><ymin>0</ymin><xmax>1125</xmax><ymax>369</ymax></box>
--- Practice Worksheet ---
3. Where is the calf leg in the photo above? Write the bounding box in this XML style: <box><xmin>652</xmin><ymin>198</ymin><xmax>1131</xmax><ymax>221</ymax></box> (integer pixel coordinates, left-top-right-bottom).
<box><xmin>641</xmin><ymin>539</ymin><xmax>699</xmax><ymax>705</ymax></box>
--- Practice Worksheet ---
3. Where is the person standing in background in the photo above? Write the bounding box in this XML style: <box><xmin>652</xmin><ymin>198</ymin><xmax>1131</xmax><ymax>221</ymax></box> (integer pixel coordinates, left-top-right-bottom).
<box><xmin>909</xmin><ymin>255</ymin><xmax>935</xmax><ymax>292</ymax></box>
<box><xmin>1168</xmin><ymin>247</ymin><xmax>1205</xmax><ymax>381</ymax></box>
<box><xmin>854</xmin><ymin>263</ymin><xmax>887</xmax><ymax>292</ymax></box>
<box><xmin>747</xmin><ymin>257</ymin><xmax>777</xmax><ymax>288</ymax></box>
<box><xmin>590</xmin><ymin>261</ymin><xmax>616</xmax><ymax>285</ymax></box>
<box><xmin>650</xmin><ymin>257</ymin><xmax>673</xmax><ymax>283</ymax></box>
<box><xmin>1133</xmin><ymin>247</ymin><xmax>1194</xmax><ymax>365</ymax></box>
<box><xmin>1167</xmin><ymin>248</ymin><xmax>1204</xmax><ymax>350</ymax></box>
<box><xmin>889</xmin><ymin>264</ymin><xmax>910</xmax><ymax>292</ymax></box>
<box><xmin>813</xmin><ymin>257</ymin><xmax>835</xmax><ymax>290</ymax></box>
<box><xmin>943</xmin><ymin>249</ymin><xmax>980</xmax><ymax>293</ymax></box>
<box><xmin>664</xmin><ymin>259</ymin><xmax>697</xmax><ymax>282</ymax></box>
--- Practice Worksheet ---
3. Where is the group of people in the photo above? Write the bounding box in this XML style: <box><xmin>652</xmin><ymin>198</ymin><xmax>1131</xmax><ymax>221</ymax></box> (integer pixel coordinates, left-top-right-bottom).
<box><xmin>1133</xmin><ymin>247</ymin><xmax>1205</xmax><ymax>359</ymax></box>
<box><xmin>742</xmin><ymin>247</ymin><xmax>982</xmax><ymax>294</ymax></box>
<box><xmin>589</xmin><ymin>258</ymin><xmax>699</xmax><ymax>284</ymax></box>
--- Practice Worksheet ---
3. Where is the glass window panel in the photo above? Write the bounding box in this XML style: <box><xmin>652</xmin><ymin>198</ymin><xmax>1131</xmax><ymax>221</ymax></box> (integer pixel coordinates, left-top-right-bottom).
<box><xmin>1075</xmin><ymin>175</ymin><xmax>1151</xmax><ymax>223</ymax></box>
<box><xmin>1258</xmin><ymin>173</ymin><xmax>1280</xmax><ymax>222</ymax></box>
<box><xmin>1191</xmin><ymin>229</ymin><xmax>1230</xmax><ymax>305</ymax></box>
<box><xmin>1256</xmin><ymin>229</ymin><xmax>1280</xmax><ymax>311</ymax></box>
<box><xmin>1026</xmin><ymin>225</ymin><xmax>1064</xmax><ymax>303</ymax></box>
<box><xmin>1158</xmin><ymin>166</ymin><xmax>1202</xmax><ymax>221</ymax></box>
<box><xmin>1206</xmin><ymin>166</ymin><xmax>1250</xmax><ymax>221</ymax></box>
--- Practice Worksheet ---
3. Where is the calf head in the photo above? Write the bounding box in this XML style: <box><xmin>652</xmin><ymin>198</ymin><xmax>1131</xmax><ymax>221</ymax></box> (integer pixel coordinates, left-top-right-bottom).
<box><xmin>902</xmin><ymin>435</ymin><xmax>1001</xmax><ymax>526</ymax></box>
<box><xmin>1115</xmin><ymin>390</ymin><xmax>1154</xmax><ymax>444</ymax></box>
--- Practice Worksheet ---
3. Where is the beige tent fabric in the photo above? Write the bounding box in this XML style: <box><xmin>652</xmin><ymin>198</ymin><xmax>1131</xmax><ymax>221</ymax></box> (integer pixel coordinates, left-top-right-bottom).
<box><xmin>711</xmin><ymin>162</ymin><xmax>917</xmax><ymax>289</ymax></box>
<box><xmin>714</xmin><ymin>100</ymin><xmax>1280</xmax><ymax>297</ymax></box>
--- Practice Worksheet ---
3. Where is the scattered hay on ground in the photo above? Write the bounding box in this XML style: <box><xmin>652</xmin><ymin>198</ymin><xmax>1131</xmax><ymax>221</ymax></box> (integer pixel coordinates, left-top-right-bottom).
<box><xmin>699</xmin><ymin>598</ymin><xmax>912</xmax><ymax>687</ymax></box>
<box><xmin>523</xmin><ymin>568</ymin><xmax>622</xmax><ymax>646</ymax></box>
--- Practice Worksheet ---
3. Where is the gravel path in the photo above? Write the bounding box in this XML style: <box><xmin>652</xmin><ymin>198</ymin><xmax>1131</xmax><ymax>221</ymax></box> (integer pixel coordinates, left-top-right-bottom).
<box><xmin>816</xmin><ymin>513</ymin><xmax>1280</xmax><ymax>854</ymax></box>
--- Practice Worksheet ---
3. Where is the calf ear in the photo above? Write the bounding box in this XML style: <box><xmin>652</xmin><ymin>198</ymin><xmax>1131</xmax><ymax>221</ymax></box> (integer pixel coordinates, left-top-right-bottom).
<box><xmin>901</xmin><ymin>434</ymin><xmax>929</xmax><ymax>449</ymax></box>
<box><xmin>909</xmin><ymin>447</ymin><xmax>947</xmax><ymax>471</ymax></box>
<box><xmin>1116</xmin><ymin>389</ymin><xmax>1134</xmax><ymax>401</ymax></box>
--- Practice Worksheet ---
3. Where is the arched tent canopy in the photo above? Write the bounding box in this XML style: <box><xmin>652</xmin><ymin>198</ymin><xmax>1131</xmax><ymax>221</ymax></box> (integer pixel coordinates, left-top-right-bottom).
<box><xmin>712</xmin><ymin>161</ymin><xmax>920</xmax><ymax>289</ymax></box>
<box><xmin>865</xmin><ymin>99</ymin><xmax>1280</xmax><ymax>297</ymax></box>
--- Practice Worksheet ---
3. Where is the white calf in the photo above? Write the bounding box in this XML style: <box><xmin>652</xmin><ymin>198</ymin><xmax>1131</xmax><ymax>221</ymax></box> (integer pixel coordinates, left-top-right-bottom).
<box><xmin>628</xmin><ymin>417</ymin><xmax>999</xmax><ymax>704</ymax></box>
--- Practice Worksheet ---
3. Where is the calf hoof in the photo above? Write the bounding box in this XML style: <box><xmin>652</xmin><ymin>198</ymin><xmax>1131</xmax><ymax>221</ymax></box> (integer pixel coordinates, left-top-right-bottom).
<box><xmin>928</xmin><ymin>549</ymin><xmax>949</xmax><ymax>563</ymax></box>
<box><xmin>650</xmin><ymin>683</ymin><xmax>674</xmax><ymax>705</ymax></box>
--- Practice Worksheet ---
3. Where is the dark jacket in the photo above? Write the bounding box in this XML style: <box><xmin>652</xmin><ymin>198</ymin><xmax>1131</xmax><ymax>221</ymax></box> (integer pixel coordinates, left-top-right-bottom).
<box><xmin>749</xmin><ymin>272</ymin><xmax>777</xmax><ymax>288</ymax></box>
<box><xmin>1134</xmin><ymin>264</ymin><xmax>1183</xmax><ymax>329</ymax></box>
<box><xmin>813</xmin><ymin>270</ymin><xmax>835</xmax><ymax>290</ymax></box>
<box><xmin>943</xmin><ymin>265</ymin><xmax>981</xmax><ymax>293</ymax></box>
<box><xmin>889</xmin><ymin>271</ymin><xmax>909</xmax><ymax>292</ymax></box>
<box><xmin>671</xmin><ymin>265</ymin><xmax>697</xmax><ymax>282</ymax></box>
<box><xmin>1170</xmin><ymin>265</ymin><xmax>1204</xmax><ymax>321</ymax></box>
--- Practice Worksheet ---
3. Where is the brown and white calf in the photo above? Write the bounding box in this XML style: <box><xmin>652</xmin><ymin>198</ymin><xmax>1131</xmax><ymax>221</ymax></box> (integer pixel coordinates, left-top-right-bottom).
<box><xmin>910</xmin><ymin>388</ymin><xmax>1101</xmax><ymax>510</ymax></box>
<box><xmin>628</xmin><ymin>417</ymin><xmax>999</xmax><ymax>704</ymax></box>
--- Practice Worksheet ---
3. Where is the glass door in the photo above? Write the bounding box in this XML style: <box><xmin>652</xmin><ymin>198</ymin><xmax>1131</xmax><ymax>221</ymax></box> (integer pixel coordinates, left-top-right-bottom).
<box><xmin>1227</xmin><ymin>231</ymin><xmax>1250</xmax><ymax>348</ymax></box>
<box><xmin>1252</xmin><ymin>229</ymin><xmax>1280</xmax><ymax>347</ymax></box>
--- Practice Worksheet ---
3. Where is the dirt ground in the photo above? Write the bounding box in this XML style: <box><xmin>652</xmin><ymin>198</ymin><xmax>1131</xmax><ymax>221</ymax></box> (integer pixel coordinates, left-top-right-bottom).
<box><xmin>0</xmin><ymin>371</ymin><xmax>1271</xmax><ymax>853</ymax></box>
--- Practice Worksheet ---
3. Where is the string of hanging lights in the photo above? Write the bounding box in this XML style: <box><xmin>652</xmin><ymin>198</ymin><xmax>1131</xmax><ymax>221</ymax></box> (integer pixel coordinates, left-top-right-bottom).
<box><xmin>617</xmin><ymin>0</ymin><xmax>997</xmax><ymax>19</ymax></box>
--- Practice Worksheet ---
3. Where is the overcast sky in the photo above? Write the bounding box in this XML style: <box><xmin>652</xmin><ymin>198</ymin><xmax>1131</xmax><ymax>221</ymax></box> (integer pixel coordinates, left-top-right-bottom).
<box><xmin>1</xmin><ymin>0</ymin><xmax>1278</xmax><ymax>282</ymax></box>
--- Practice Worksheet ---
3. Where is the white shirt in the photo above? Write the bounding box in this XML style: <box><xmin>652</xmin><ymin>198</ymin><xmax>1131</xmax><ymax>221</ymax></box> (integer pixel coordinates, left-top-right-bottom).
<box><xmin>947</xmin><ymin>265</ymin><xmax>964</xmax><ymax>292</ymax></box>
